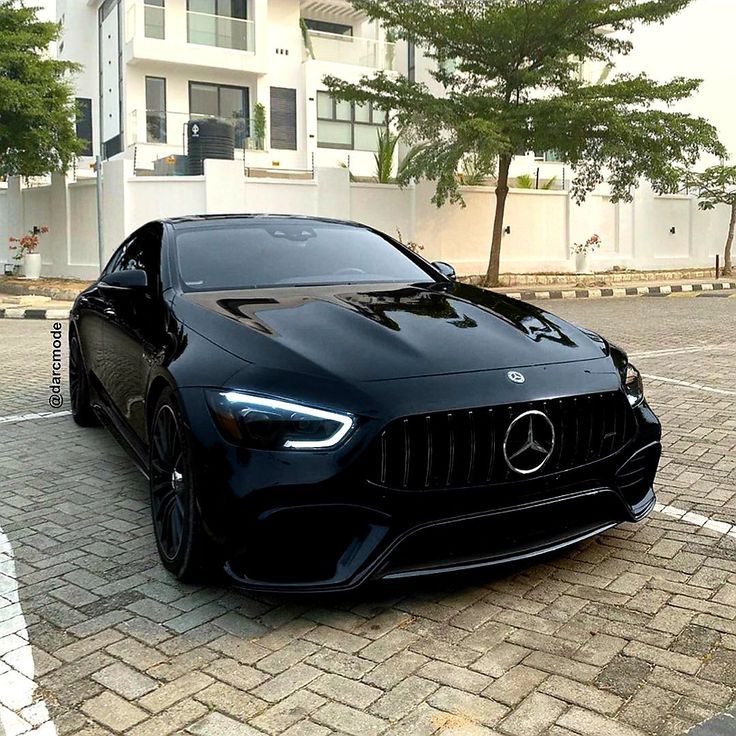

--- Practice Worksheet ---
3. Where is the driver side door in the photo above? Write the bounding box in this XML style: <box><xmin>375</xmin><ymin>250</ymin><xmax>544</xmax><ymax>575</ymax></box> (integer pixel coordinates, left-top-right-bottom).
<box><xmin>99</xmin><ymin>225</ymin><xmax>166</xmax><ymax>442</ymax></box>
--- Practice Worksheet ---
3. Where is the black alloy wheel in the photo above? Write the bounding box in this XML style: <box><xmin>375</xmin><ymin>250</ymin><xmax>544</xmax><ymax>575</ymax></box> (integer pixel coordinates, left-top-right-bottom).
<box><xmin>69</xmin><ymin>333</ymin><xmax>99</xmax><ymax>427</ymax></box>
<box><xmin>149</xmin><ymin>388</ymin><xmax>215</xmax><ymax>580</ymax></box>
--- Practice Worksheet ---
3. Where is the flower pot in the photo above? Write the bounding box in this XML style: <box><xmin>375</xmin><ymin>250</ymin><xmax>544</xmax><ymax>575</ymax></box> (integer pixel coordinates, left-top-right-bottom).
<box><xmin>575</xmin><ymin>251</ymin><xmax>592</xmax><ymax>274</ymax></box>
<box><xmin>23</xmin><ymin>253</ymin><xmax>42</xmax><ymax>280</ymax></box>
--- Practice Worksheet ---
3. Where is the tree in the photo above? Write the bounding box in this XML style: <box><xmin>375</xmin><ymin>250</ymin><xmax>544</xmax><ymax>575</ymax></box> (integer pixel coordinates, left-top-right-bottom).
<box><xmin>0</xmin><ymin>0</ymin><xmax>82</xmax><ymax>177</ymax></box>
<box><xmin>324</xmin><ymin>0</ymin><xmax>725</xmax><ymax>286</ymax></box>
<box><xmin>682</xmin><ymin>165</ymin><xmax>736</xmax><ymax>276</ymax></box>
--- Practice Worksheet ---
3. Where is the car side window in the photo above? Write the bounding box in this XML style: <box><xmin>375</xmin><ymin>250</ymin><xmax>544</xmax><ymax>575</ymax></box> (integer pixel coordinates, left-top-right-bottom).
<box><xmin>118</xmin><ymin>226</ymin><xmax>162</xmax><ymax>292</ymax></box>
<box><xmin>101</xmin><ymin>242</ymin><xmax>128</xmax><ymax>277</ymax></box>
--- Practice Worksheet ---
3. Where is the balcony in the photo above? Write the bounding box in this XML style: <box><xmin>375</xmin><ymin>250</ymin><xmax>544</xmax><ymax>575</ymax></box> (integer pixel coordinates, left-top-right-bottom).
<box><xmin>187</xmin><ymin>11</ymin><xmax>254</xmax><ymax>52</ymax></box>
<box><xmin>123</xmin><ymin>0</ymin><xmax>266</xmax><ymax>74</ymax></box>
<box><xmin>303</xmin><ymin>29</ymin><xmax>396</xmax><ymax>71</ymax></box>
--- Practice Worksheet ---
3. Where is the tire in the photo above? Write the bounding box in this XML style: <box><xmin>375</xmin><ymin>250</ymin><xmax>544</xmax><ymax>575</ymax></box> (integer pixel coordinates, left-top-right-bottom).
<box><xmin>149</xmin><ymin>387</ymin><xmax>217</xmax><ymax>582</ymax></box>
<box><xmin>69</xmin><ymin>332</ymin><xmax>100</xmax><ymax>427</ymax></box>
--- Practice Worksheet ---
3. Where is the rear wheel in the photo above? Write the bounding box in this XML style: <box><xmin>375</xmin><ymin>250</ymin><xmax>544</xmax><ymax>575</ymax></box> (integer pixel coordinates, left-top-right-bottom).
<box><xmin>69</xmin><ymin>333</ymin><xmax>99</xmax><ymax>427</ymax></box>
<box><xmin>149</xmin><ymin>388</ymin><xmax>217</xmax><ymax>581</ymax></box>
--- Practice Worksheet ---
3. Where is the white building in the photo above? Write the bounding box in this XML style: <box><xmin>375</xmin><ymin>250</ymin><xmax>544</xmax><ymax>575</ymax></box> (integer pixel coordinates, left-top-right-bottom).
<box><xmin>1</xmin><ymin>0</ymin><xmax>733</xmax><ymax>279</ymax></box>
<box><xmin>58</xmin><ymin>0</ymin><xmax>403</xmax><ymax>176</ymax></box>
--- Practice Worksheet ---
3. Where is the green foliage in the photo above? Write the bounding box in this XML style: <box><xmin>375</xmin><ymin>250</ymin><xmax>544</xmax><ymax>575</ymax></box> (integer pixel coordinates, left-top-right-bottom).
<box><xmin>460</xmin><ymin>151</ymin><xmax>494</xmax><ymax>186</ymax></box>
<box><xmin>515</xmin><ymin>174</ymin><xmax>534</xmax><ymax>189</ymax></box>
<box><xmin>542</xmin><ymin>175</ymin><xmax>558</xmax><ymax>190</ymax></box>
<box><xmin>681</xmin><ymin>165</ymin><xmax>736</xmax><ymax>210</ymax></box>
<box><xmin>681</xmin><ymin>164</ymin><xmax>736</xmax><ymax>274</ymax></box>
<box><xmin>300</xmin><ymin>17</ymin><xmax>315</xmax><ymax>60</ymax></box>
<box><xmin>324</xmin><ymin>0</ymin><xmax>725</xmax><ymax>284</ymax></box>
<box><xmin>0</xmin><ymin>1</ymin><xmax>83</xmax><ymax>176</ymax></box>
<box><xmin>253</xmin><ymin>103</ymin><xmax>266</xmax><ymax>149</ymax></box>
<box><xmin>374</xmin><ymin>127</ymin><xmax>399</xmax><ymax>182</ymax></box>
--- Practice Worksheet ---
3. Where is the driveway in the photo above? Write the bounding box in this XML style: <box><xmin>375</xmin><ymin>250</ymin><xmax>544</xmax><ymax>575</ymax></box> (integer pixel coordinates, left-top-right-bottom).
<box><xmin>0</xmin><ymin>293</ymin><xmax>734</xmax><ymax>736</ymax></box>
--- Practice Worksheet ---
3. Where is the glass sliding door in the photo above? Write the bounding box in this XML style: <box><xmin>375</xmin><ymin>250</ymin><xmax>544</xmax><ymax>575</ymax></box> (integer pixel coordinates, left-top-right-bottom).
<box><xmin>189</xmin><ymin>82</ymin><xmax>249</xmax><ymax>146</ymax></box>
<box><xmin>145</xmin><ymin>76</ymin><xmax>167</xmax><ymax>143</ymax></box>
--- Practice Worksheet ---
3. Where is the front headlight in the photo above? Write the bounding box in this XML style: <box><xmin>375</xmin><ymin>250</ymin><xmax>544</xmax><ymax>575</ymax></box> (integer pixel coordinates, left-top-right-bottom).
<box><xmin>623</xmin><ymin>364</ymin><xmax>644</xmax><ymax>407</ymax></box>
<box><xmin>206</xmin><ymin>390</ymin><xmax>355</xmax><ymax>450</ymax></box>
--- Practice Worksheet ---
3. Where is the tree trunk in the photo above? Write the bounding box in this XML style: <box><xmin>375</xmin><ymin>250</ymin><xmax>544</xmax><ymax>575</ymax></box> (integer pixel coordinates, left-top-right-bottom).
<box><xmin>484</xmin><ymin>154</ymin><xmax>512</xmax><ymax>287</ymax></box>
<box><xmin>723</xmin><ymin>201</ymin><xmax>735</xmax><ymax>276</ymax></box>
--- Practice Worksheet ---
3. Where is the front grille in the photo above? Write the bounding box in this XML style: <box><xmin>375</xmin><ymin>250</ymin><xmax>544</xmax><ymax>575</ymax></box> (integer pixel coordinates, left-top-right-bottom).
<box><xmin>369</xmin><ymin>391</ymin><xmax>635</xmax><ymax>490</ymax></box>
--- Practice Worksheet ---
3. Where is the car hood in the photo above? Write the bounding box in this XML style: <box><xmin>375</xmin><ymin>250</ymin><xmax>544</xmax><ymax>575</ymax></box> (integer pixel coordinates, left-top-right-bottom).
<box><xmin>174</xmin><ymin>282</ymin><xmax>608</xmax><ymax>382</ymax></box>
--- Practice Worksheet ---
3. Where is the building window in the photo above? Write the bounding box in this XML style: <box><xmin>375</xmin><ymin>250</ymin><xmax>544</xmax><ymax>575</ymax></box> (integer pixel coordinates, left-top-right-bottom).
<box><xmin>75</xmin><ymin>98</ymin><xmax>93</xmax><ymax>156</ymax></box>
<box><xmin>189</xmin><ymin>81</ymin><xmax>249</xmax><ymax>146</ymax></box>
<box><xmin>187</xmin><ymin>0</ymin><xmax>249</xmax><ymax>50</ymax></box>
<box><xmin>270</xmin><ymin>87</ymin><xmax>297</xmax><ymax>150</ymax></box>
<box><xmin>317</xmin><ymin>92</ymin><xmax>386</xmax><ymax>151</ymax></box>
<box><xmin>144</xmin><ymin>0</ymin><xmax>165</xmax><ymax>39</ymax></box>
<box><xmin>533</xmin><ymin>150</ymin><xmax>564</xmax><ymax>163</ymax></box>
<box><xmin>145</xmin><ymin>77</ymin><xmax>167</xmax><ymax>143</ymax></box>
<box><xmin>302</xmin><ymin>18</ymin><xmax>352</xmax><ymax>36</ymax></box>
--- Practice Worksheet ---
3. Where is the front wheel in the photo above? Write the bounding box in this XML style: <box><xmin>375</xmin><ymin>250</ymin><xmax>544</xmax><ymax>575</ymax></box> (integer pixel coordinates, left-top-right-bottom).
<box><xmin>69</xmin><ymin>333</ymin><xmax>99</xmax><ymax>427</ymax></box>
<box><xmin>149</xmin><ymin>388</ymin><xmax>217</xmax><ymax>581</ymax></box>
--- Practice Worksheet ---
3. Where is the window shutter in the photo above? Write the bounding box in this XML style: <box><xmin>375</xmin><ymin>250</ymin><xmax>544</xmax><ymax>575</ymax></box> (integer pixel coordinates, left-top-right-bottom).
<box><xmin>269</xmin><ymin>87</ymin><xmax>297</xmax><ymax>150</ymax></box>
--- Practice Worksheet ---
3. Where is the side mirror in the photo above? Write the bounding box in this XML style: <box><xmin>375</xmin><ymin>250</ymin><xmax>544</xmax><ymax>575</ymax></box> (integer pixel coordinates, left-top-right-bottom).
<box><xmin>99</xmin><ymin>269</ymin><xmax>148</xmax><ymax>292</ymax></box>
<box><xmin>432</xmin><ymin>261</ymin><xmax>456</xmax><ymax>281</ymax></box>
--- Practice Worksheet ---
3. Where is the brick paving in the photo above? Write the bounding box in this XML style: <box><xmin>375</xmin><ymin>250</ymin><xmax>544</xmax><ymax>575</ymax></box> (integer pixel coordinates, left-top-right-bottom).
<box><xmin>0</xmin><ymin>295</ymin><xmax>734</xmax><ymax>736</ymax></box>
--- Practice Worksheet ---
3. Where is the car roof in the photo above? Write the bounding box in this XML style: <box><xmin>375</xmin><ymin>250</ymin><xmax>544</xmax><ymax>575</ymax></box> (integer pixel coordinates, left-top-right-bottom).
<box><xmin>162</xmin><ymin>214</ymin><xmax>367</xmax><ymax>229</ymax></box>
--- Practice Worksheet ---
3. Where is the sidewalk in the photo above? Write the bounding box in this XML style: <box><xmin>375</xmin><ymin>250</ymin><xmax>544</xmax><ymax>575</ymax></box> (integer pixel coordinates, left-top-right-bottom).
<box><xmin>493</xmin><ymin>277</ymin><xmax>736</xmax><ymax>301</ymax></box>
<box><xmin>0</xmin><ymin>293</ymin><xmax>74</xmax><ymax>320</ymax></box>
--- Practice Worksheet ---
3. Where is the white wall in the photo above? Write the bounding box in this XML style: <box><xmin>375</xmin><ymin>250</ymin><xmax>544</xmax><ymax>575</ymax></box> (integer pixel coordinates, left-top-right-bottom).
<box><xmin>3</xmin><ymin>162</ymin><xmax>730</xmax><ymax>280</ymax></box>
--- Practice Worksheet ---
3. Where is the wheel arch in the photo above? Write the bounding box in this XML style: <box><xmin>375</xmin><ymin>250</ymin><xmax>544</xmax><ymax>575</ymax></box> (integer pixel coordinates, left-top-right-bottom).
<box><xmin>146</xmin><ymin>374</ymin><xmax>177</xmax><ymax>440</ymax></box>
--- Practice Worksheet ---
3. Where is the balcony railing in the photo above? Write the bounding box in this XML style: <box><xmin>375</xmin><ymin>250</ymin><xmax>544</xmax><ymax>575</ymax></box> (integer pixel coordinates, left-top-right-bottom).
<box><xmin>127</xmin><ymin>110</ymin><xmax>265</xmax><ymax>171</ymax></box>
<box><xmin>187</xmin><ymin>11</ymin><xmax>255</xmax><ymax>52</ymax></box>
<box><xmin>304</xmin><ymin>29</ymin><xmax>396</xmax><ymax>70</ymax></box>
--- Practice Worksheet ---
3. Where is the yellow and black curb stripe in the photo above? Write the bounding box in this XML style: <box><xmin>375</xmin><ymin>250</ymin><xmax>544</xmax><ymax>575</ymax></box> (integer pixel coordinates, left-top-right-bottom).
<box><xmin>506</xmin><ymin>281</ymin><xmax>736</xmax><ymax>301</ymax></box>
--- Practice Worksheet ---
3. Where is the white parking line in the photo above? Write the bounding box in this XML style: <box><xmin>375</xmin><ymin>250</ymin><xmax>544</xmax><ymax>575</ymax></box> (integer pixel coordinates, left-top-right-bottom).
<box><xmin>0</xmin><ymin>411</ymin><xmax>71</xmax><ymax>425</ymax></box>
<box><xmin>0</xmin><ymin>527</ymin><xmax>58</xmax><ymax>736</ymax></box>
<box><xmin>640</xmin><ymin>373</ymin><xmax>736</xmax><ymax>397</ymax></box>
<box><xmin>655</xmin><ymin>503</ymin><xmax>736</xmax><ymax>540</ymax></box>
<box><xmin>630</xmin><ymin>343</ymin><xmax>735</xmax><ymax>359</ymax></box>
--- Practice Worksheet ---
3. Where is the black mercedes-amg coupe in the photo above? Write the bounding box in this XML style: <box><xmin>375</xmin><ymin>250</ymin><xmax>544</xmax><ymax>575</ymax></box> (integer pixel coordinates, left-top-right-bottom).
<box><xmin>70</xmin><ymin>215</ymin><xmax>661</xmax><ymax>591</ymax></box>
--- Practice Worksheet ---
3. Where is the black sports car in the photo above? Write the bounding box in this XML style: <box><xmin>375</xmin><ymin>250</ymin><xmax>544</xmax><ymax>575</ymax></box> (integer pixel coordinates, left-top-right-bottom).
<box><xmin>70</xmin><ymin>215</ymin><xmax>661</xmax><ymax>591</ymax></box>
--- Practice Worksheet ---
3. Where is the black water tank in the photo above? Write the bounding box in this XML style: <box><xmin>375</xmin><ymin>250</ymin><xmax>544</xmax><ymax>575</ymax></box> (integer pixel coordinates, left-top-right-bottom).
<box><xmin>187</xmin><ymin>118</ymin><xmax>235</xmax><ymax>175</ymax></box>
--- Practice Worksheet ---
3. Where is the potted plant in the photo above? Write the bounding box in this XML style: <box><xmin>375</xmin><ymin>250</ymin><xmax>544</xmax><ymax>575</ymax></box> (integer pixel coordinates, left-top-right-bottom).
<box><xmin>571</xmin><ymin>233</ymin><xmax>601</xmax><ymax>274</ymax></box>
<box><xmin>253</xmin><ymin>103</ymin><xmax>266</xmax><ymax>150</ymax></box>
<box><xmin>9</xmin><ymin>226</ymin><xmax>48</xmax><ymax>279</ymax></box>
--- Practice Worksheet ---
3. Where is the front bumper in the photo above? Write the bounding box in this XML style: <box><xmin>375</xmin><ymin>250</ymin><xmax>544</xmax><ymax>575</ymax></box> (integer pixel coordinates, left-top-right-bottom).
<box><xmin>180</xmin><ymin>386</ymin><xmax>662</xmax><ymax>592</ymax></box>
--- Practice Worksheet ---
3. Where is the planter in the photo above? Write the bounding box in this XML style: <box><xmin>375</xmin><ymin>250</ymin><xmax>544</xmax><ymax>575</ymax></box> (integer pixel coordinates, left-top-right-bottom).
<box><xmin>22</xmin><ymin>253</ymin><xmax>42</xmax><ymax>280</ymax></box>
<box><xmin>575</xmin><ymin>251</ymin><xmax>592</xmax><ymax>274</ymax></box>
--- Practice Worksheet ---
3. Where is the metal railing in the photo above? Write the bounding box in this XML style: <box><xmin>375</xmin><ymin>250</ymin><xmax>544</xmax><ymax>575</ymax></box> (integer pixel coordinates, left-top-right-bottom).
<box><xmin>187</xmin><ymin>11</ymin><xmax>255</xmax><ymax>51</ymax></box>
<box><xmin>304</xmin><ymin>29</ymin><xmax>396</xmax><ymax>70</ymax></box>
<box><xmin>127</xmin><ymin>110</ymin><xmax>266</xmax><ymax>174</ymax></box>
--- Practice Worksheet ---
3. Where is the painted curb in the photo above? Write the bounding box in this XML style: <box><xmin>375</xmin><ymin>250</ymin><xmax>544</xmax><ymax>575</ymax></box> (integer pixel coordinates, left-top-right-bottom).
<box><xmin>503</xmin><ymin>281</ymin><xmax>736</xmax><ymax>301</ymax></box>
<box><xmin>0</xmin><ymin>307</ymin><xmax>71</xmax><ymax>320</ymax></box>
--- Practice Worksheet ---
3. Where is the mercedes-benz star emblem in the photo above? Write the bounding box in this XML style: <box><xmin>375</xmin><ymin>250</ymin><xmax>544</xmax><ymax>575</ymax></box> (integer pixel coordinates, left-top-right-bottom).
<box><xmin>503</xmin><ymin>410</ymin><xmax>555</xmax><ymax>475</ymax></box>
<box><xmin>507</xmin><ymin>371</ymin><xmax>525</xmax><ymax>384</ymax></box>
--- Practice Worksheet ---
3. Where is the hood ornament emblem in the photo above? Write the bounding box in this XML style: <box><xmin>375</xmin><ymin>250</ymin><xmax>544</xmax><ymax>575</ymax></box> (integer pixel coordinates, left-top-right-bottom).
<box><xmin>503</xmin><ymin>410</ymin><xmax>555</xmax><ymax>475</ymax></box>
<box><xmin>507</xmin><ymin>370</ymin><xmax>525</xmax><ymax>384</ymax></box>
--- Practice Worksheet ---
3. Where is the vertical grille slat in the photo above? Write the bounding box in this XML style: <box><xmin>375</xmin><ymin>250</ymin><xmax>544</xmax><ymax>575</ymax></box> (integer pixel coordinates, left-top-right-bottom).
<box><xmin>371</xmin><ymin>391</ymin><xmax>634</xmax><ymax>490</ymax></box>
<box><xmin>446</xmin><ymin>413</ymin><xmax>455</xmax><ymax>486</ymax></box>
<box><xmin>424</xmin><ymin>415</ymin><xmax>433</xmax><ymax>489</ymax></box>
<box><xmin>486</xmin><ymin>409</ymin><xmax>495</xmax><ymax>482</ymax></box>
<box><xmin>467</xmin><ymin>411</ymin><xmax>476</xmax><ymax>485</ymax></box>
<box><xmin>379</xmin><ymin>431</ymin><xmax>388</xmax><ymax>485</ymax></box>
<box><xmin>402</xmin><ymin>419</ymin><xmax>411</xmax><ymax>489</ymax></box>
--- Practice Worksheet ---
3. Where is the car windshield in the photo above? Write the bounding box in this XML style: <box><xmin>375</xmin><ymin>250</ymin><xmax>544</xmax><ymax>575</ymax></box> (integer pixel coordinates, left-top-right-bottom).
<box><xmin>174</xmin><ymin>220</ymin><xmax>437</xmax><ymax>291</ymax></box>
